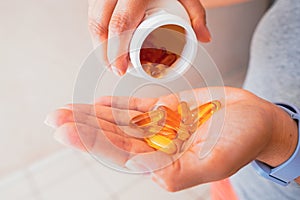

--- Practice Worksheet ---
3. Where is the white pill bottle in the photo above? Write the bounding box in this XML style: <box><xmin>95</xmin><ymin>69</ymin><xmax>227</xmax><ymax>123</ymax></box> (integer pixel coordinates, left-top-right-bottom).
<box><xmin>129</xmin><ymin>0</ymin><xmax>198</xmax><ymax>82</ymax></box>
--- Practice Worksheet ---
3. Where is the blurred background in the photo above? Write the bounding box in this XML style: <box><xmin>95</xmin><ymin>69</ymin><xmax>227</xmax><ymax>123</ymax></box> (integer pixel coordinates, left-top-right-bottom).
<box><xmin>0</xmin><ymin>0</ymin><xmax>270</xmax><ymax>199</ymax></box>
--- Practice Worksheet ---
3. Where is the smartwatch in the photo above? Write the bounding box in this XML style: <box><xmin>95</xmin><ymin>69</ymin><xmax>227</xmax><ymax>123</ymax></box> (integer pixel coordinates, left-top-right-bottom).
<box><xmin>252</xmin><ymin>103</ymin><xmax>300</xmax><ymax>186</ymax></box>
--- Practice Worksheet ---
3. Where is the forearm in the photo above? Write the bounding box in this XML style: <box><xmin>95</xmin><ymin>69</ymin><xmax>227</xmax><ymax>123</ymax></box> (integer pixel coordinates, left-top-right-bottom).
<box><xmin>201</xmin><ymin>0</ymin><xmax>252</xmax><ymax>8</ymax></box>
<box><xmin>256</xmin><ymin>103</ymin><xmax>299</xmax><ymax>184</ymax></box>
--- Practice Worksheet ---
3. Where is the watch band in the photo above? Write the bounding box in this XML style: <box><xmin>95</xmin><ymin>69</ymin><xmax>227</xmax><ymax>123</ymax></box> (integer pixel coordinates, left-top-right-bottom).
<box><xmin>252</xmin><ymin>103</ymin><xmax>300</xmax><ymax>186</ymax></box>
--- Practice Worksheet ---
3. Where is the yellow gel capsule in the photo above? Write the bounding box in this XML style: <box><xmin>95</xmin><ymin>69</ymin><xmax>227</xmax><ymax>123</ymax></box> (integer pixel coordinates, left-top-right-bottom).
<box><xmin>188</xmin><ymin>122</ymin><xmax>198</xmax><ymax>133</ymax></box>
<box><xmin>159</xmin><ymin>53</ymin><xmax>177</xmax><ymax>66</ymax></box>
<box><xmin>198</xmin><ymin>112</ymin><xmax>213</xmax><ymax>127</ymax></box>
<box><xmin>192</xmin><ymin>100</ymin><xmax>221</xmax><ymax>127</ymax></box>
<box><xmin>145</xmin><ymin>135</ymin><xmax>177</xmax><ymax>154</ymax></box>
<box><xmin>157</xmin><ymin>106</ymin><xmax>181</xmax><ymax>129</ymax></box>
<box><xmin>164</xmin><ymin>118</ymin><xmax>181</xmax><ymax>131</ymax></box>
<box><xmin>146</xmin><ymin>125</ymin><xmax>177</xmax><ymax>139</ymax></box>
<box><xmin>212</xmin><ymin>100</ymin><xmax>221</xmax><ymax>111</ymax></box>
<box><xmin>146</xmin><ymin>125</ymin><xmax>177</xmax><ymax>135</ymax></box>
<box><xmin>151</xmin><ymin>68</ymin><xmax>163</xmax><ymax>78</ymax></box>
<box><xmin>146</xmin><ymin>125</ymin><xmax>164</xmax><ymax>134</ymax></box>
<box><xmin>191</xmin><ymin>100</ymin><xmax>221</xmax><ymax>120</ymax></box>
<box><xmin>157</xmin><ymin>132</ymin><xmax>177</xmax><ymax>140</ymax></box>
<box><xmin>157</xmin><ymin>128</ymin><xmax>177</xmax><ymax>139</ymax></box>
<box><xmin>155</xmin><ymin>64</ymin><xmax>167</xmax><ymax>71</ymax></box>
<box><xmin>150</xmin><ymin>64</ymin><xmax>167</xmax><ymax>78</ymax></box>
<box><xmin>177</xmin><ymin>128</ymin><xmax>190</xmax><ymax>141</ymax></box>
<box><xmin>130</xmin><ymin>110</ymin><xmax>165</xmax><ymax>127</ymax></box>
<box><xmin>142</xmin><ymin>63</ymin><xmax>153</xmax><ymax>75</ymax></box>
<box><xmin>178</xmin><ymin>101</ymin><xmax>193</xmax><ymax>125</ymax></box>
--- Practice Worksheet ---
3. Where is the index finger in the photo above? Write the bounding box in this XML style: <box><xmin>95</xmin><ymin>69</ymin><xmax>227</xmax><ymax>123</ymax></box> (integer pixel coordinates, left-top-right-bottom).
<box><xmin>95</xmin><ymin>96</ymin><xmax>159</xmax><ymax>112</ymax></box>
<box><xmin>107</xmin><ymin>0</ymin><xmax>150</xmax><ymax>75</ymax></box>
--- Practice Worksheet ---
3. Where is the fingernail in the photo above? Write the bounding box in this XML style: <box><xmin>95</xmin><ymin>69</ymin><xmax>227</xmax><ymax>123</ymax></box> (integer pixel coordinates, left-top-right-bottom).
<box><xmin>125</xmin><ymin>159</ymin><xmax>150</xmax><ymax>173</ymax></box>
<box><xmin>53</xmin><ymin>128</ymin><xmax>70</xmax><ymax>146</ymax></box>
<box><xmin>204</xmin><ymin>26</ymin><xmax>212</xmax><ymax>42</ymax></box>
<box><xmin>59</xmin><ymin>104</ymin><xmax>73</xmax><ymax>110</ymax></box>
<box><xmin>111</xmin><ymin>66</ymin><xmax>122</xmax><ymax>76</ymax></box>
<box><xmin>119</xmin><ymin>69</ymin><xmax>126</xmax><ymax>76</ymax></box>
<box><xmin>44</xmin><ymin>112</ymin><xmax>57</xmax><ymax>128</ymax></box>
<box><xmin>197</xmin><ymin>25</ymin><xmax>212</xmax><ymax>43</ymax></box>
<box><xmin>151</xmin><ymin>173</ymin><xmax>167</xmax><ymax>189</ymax></box>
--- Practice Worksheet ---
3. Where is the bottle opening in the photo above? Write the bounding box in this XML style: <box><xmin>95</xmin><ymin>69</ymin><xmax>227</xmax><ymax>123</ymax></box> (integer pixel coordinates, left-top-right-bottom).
<box><xmin>139</xmin><ymin>25</ymin><xmax>186</xmax><ymax>79</ymax></box>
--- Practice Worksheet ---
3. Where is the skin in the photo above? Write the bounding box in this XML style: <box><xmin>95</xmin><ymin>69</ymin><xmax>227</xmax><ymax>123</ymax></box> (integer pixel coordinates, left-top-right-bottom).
<box><xmin>201</xmin><ymin>0</ymin><xmax>251</xmax><ymax>8</ymax></box>
<box><xmin>88</xmin><ymin>0</ymin><xmax>211</xmax><ymax>75</ymax></box>
<box><xmin>45</xmin><ymin>87</ymin><xmax>299</xmax><ymax>191</ymax></box>
<box><xmin>87</xmin><ymin>0</ymin><xmax>252</xmax><ymax>75</ymax></box>
<box><xmin>71</xmin><ymin>0</ymin><xmax>300</xmax><ymax>191</ymax></box>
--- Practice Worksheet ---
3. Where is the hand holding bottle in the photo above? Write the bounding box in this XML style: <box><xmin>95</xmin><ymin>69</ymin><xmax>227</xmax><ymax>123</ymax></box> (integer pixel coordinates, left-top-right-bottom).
<box><xmin>88</xmin><ymin>0</ymin><xmax>211</xmax><ymax>75</ymax></box>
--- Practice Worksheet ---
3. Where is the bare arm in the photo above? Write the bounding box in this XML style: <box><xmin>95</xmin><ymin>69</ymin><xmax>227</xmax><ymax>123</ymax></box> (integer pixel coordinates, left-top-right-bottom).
<box><xmin>201</xmin><ymin>0</ymin><xmax>253</xmax><ymax>8</ymax></box>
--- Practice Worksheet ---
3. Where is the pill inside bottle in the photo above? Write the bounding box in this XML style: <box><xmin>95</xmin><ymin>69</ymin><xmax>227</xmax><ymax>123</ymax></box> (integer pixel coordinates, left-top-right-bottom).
<box><xmin>139</xmin><ymin>25</ymin><xmax>186</xmax><ymax>78</ymax></box>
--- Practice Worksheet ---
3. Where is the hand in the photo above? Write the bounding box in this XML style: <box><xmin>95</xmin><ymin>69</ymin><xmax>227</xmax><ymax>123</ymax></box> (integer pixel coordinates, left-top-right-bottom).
<box><xmin>45</xmin><ymin>87</ymin><xmax>298</xmax><ymax>191</ymax></box>
<box><xmin>88</xmin><ymin>0</ymin><xmax>211</xmax><ymax>75</ymax></box>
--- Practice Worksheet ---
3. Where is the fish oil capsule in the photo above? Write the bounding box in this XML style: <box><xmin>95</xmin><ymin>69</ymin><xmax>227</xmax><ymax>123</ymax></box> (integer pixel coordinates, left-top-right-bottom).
<box><xmin>163</xmin><ymin>118</ymin><xmax>181</xmax><ymax>131</ymax></box>
<box><xmin>155</xmin><ymin>64</ymin><xmax>167</xmax><ymax>71</ymax></box>
<box><xmin>160</xmin><ymin>47</ymin><xmax>167</xmax><ymax>57</ymax></box>
<box><xmin>146</xmin><ymin>125</ymin><xmax>177</xmax><ymax>139</ymax></box>
<box><xmin>159</xmin><ymin>53</ymin><xmax>177</xmax><ymax>66</ymax></box>
<box><xmin>146</xmin><ymin>125</ymin><xmax>164</xmax><ymax>134</ymax></box>
<box><xmin>144</xmin><ymin>48</ymin><xmax>165</xmax><ymax>63</ymax></box>
<box><xmin>178</xmin><ymin>101</ymin><xmax>194</xmax><ymax>125</ymax></box>
<box><xmin>151</xmin><ymin>64</ymin><xmax>166</xmax><ymax>78</ymax></box>
<box><xmin>150</xmin><ymin>67</ymin><xmax>163</xmax><ymax>78</ymax></box>
<box><xmin>157</xmin><ymin>106</ymin><xmax>181</xmax><ymax>123</ymax></box>
<box><xmin>145</xmin><ymin>134</ymin><xmax>177</xmax><ymax>154</ymax></box>
<box><xmin>177</xmin><ymin>128</ymin><xmax>190</xmax><ymax>141</ymax></box>
<box><xmin>130</xmin><ymin>110</ymin><xmax>165</xmax><ymax>127</ymax></box>
<box><xmin>191</xmin><ymin>100</ymin><xmax>221</xmax><ymax>127</ymax></box>
<box><xmin>157</xmin><ymin>130</ymin><xmax>177</xmax><ymax>140</ymax></box>
<box><xmin>157</xmin><ymin>106</ymin><xmax>181</xmax><ymax>130</ymax></box>
<box><xmin>198</xmin><ymin>113</ymin><xmax>213</xmax><ymax>127</ymax></box>
<box><xmin>187</xmin><ymin>121</ymin><xmax>198</xmax><ymax>133</ymax></box>
<box><xmin>147</xmin><ymin>125</ymin><xmax>177</xmax><ymax>135</ymax></box>
<box><xmin>129</xmin><ymin>101</ymin><xmax>221</xmax><ymax>155</ymax></box>
<box><xmin>191</xmin><ymin>100</ymin><xmax>221</xmax><ymax>122</ymax></box>
<box><xmin>142</xmin><ymin>63</ymin><xmax>153</xmax><ymax>75</ymax></box>
<box><xmin>211</xmin><ymin>100</ymin><xmax>221</xmax><ymax>111</ymax></box>
<box><xmin>140</xmin><ymin>48</ymin><xmax>148</xmax><ymax>62</ymax></box>
<box><xmin>198</xmin><ymin>100</ymin><xmax>220</xmax><ymax>118</ymax></box>
<box><xmin>198</xmin><ymin>106</ymin><xmax>220</xmax><ymax>126</ymax></box>
<box><xmin>159</xmin><ymin>126</ymin><xmax>178</xmax><ymax>139</ymax></box>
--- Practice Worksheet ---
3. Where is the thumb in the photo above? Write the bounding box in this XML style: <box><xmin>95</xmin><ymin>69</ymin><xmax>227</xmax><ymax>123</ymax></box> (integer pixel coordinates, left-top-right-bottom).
<box><xmin>107</xmin><ymin>0</ymin><xmax>150</xmax><ymax>75</ymax></box>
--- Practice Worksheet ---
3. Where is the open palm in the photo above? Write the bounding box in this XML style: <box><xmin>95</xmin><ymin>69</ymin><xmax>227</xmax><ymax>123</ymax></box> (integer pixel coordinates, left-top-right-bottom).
<box><xmin>46</xmin><ymin>87</ymin><xmax>277</xmax><ymax>191</ymax></box>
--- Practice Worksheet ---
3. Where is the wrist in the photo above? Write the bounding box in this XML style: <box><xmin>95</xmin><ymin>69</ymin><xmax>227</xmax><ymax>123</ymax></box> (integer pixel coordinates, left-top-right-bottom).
<box><xmin>254</xmin><ymin>102</ymin><xmax>300</xmax><ymax>185</ymax></box>
<box><xmin>256</xmin><ymin>103</ymin><xmax>298</xmax><ymax>167</ymax></box>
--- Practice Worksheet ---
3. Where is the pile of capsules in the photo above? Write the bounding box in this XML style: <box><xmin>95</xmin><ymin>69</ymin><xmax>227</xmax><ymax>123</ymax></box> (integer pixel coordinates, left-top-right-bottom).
<box><xmin>130</xmin><ymin>100</ymin><xmax>221</xmax><ymax>154</ymax></box>
<box><xmin>140</xmin><ymin>47</ymin><xmax>178</xmax><ymax>78</ymax></box>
